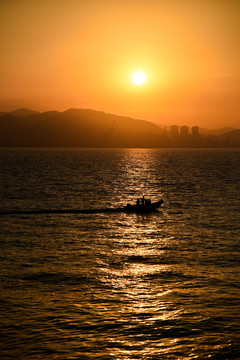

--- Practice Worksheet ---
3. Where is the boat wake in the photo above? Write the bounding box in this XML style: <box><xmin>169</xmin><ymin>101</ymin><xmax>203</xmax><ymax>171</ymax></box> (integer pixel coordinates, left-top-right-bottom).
<box><xmin>0</xmin><ymin>207</ymin><xmax>125</xmax><ymax>215</ymax></box>
<box><xmin>0</xmin><ymin>200</ymin><xmax>163</xmax><ymax>216</ymax></box>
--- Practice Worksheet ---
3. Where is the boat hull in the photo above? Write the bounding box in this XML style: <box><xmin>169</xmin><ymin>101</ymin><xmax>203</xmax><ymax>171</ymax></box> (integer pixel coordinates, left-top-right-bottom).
<box><xmin>124</xmin><ymin>200</ymin><xmax>163</xmax><ymax>214</ymax></box>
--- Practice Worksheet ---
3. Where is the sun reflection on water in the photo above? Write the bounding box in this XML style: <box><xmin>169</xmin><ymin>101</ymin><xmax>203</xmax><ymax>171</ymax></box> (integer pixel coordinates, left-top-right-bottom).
<box><xmin>117</xmin><ymin>149</ymin><xmax>166</xmax><ymax>203</ymax></box>
<box><xmin>89</xmin><ymin>213</ymin><xmax>183</xmax><ymax>359</ymax></box>
<box><xmin>1</xmin><ymin>149</ymin><xmax>239</xmax><ymax>359</ymax></box>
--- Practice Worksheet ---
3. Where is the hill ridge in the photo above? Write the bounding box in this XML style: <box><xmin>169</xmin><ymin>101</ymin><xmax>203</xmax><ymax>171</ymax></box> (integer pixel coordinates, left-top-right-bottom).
<box><xmin>0</xmin><ymin>108</ymin><xmax>239</xmax><ymax>147</ymax></box>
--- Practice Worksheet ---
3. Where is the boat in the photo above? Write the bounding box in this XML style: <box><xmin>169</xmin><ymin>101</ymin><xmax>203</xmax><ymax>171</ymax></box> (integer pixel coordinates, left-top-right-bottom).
<box><xmin>123</xmin><ymin>199</ymin><xmax>164</xmax><ymax>214</ymax></box>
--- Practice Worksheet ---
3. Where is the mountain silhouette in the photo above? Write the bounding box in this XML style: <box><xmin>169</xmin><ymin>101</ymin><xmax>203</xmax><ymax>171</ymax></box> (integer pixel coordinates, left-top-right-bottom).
<box><xmin>218</xmin><ymin>129</ymin><xmax>240</xmax><ymax>147</ymax></box>
<box><xmin>0</xmin><ymin>108</ymin><xmax>163</xmax><ymax>147</ymax></box>
<box><xmin>0</xmin><ymin>108</ymin><xmax>239</xmax><ymax>148</ymax></box>
<box><xmin>9</xmin><ymin>108</ymin><xmax>40</xmax><ymax>117</ymax></box>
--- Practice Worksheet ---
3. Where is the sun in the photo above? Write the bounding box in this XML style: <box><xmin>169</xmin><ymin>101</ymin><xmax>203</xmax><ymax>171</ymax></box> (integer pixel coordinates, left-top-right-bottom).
<box><xmin>132</xmin><ymin>71</ymin><xmax>146</xmax><ymax>85</ymax></box>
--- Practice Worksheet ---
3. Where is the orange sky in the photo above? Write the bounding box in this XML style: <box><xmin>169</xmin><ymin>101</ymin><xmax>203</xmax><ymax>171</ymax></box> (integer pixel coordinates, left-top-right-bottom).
<box><xmin>1</xmin><ymin>0</ymin><xmax>240</xmax><ymax>129</ymax></box>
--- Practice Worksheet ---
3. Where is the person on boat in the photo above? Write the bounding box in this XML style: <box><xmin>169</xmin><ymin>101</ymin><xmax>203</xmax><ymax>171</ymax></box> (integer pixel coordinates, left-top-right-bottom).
<box><xmin>136</xmin><ymin>198</ymin><xmax>140</xmax><ymax>207</ymax></box>
<box><xmin>144</xmin><ymin>198</ymin><xmax>151</xmax><ymax>207</ymax></box>
<box><xmin>141</xmin><ymin>196</ymin><xmax>145</xmax><ymax>206</ymax></box>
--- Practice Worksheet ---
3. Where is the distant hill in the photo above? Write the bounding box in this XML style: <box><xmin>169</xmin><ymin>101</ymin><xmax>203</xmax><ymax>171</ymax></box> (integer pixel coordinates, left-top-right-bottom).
<box><xmin>0</xmin><ymin>108</ymin><xmax>163</xmax><ymax>148</ymax></box>
<box><xmin>0</xmin><ymin>108</ymin><xmax>239</xmax><ymax>147</ymax></box>
<box><xmin>8</xmin><ymin>108</ymin><xmax>40</xmax><ymax>117</ymax></box>
<box><xmin>200</xmin><ymin>127</ymin><xmax>236</xmax><ymax>135</ymax></box>
<box><xmin>218</xmin><ymin>129</ymin><xmax>240</xmax><ymax>147</ymax></box>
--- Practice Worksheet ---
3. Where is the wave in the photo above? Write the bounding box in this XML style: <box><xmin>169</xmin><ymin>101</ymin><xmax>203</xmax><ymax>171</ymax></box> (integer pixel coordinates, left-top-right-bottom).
<box><xmin>22</xmin><ymin>272</ymin><xmax>96</xmax><ymax>286</ymax></box>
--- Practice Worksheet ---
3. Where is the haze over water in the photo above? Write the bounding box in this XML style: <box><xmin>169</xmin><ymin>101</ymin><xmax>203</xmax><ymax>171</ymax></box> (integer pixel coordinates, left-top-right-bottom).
<box><xmin>0</xmin><ymin>148</ymin><xmax>239</xmax><ymax>359</ymax></box>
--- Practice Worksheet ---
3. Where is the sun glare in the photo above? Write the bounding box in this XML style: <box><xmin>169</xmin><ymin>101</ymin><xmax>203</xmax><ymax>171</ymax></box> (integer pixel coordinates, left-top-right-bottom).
<box><xmin>132</xmin><ymin>72</ymin><xmax>146</xmax><ymax>85</ymax></box>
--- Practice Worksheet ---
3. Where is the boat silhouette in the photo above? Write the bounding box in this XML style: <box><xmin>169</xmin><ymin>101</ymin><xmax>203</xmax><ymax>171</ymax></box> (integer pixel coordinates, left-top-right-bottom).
<box><xmin>123</xmin><ymin>199</ymin><xmax>163</xmax><ymax>213</ymax></box>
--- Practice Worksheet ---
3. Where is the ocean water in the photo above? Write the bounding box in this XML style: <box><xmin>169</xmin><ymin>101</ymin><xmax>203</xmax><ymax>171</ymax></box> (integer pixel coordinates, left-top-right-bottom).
<box><xmin>0</xmin><ymin>148</ymin><xmax>239</xmax><ymax>360</ymax></box>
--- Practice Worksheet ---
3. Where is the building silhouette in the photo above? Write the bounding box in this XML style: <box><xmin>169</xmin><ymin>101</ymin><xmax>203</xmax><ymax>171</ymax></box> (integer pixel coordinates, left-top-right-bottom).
<box><xmin>180</xmin><ymin>126</ymin><xmax>189</xmax><ymax>136</ymax></box>
<box><xmin>192</xmin><ymin>126</ymin><xmax>199</xmax><ymax>136</ymax></box>
<box><xmin>170</xmin><ymin>125</ymin><xmax>179</xmax><ymax>136</ymax></box>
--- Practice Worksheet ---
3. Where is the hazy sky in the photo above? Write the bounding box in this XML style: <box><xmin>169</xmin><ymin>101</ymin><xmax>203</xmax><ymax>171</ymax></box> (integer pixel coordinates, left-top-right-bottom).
<box><xmin>1</xmin><ymin>0</ymin><xmax>240</xmax><ymax>128</ymax></box>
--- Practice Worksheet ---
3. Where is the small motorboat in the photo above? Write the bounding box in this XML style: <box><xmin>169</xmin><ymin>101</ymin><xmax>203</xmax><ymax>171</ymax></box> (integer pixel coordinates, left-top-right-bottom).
<box><xmin>124</xmin><ymin>199</ymin><xmax>163</xmax><ymax>214</ymax></box>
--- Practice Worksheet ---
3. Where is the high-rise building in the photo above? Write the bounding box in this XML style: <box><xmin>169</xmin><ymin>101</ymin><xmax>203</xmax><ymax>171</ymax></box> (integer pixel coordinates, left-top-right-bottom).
<box><xmin>170</xmin><ymin>125</ymin><xmax>179</xmax><ymax>136</ymax></box>
<box><xmin>192</xmin><ymin>126</ymin><xmax>199</xmax><ymax>136</ymax></box>
<box><xmin>180</xmin><ymin>126</ymin><xmax>189</xmax><ymax>135</ymax></box>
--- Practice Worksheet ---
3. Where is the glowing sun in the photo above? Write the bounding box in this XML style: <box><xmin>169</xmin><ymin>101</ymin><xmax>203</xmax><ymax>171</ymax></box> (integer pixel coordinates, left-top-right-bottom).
<box><xmin>132</xmin><ymin>71</ymin><xmax>146</xmax><ymax>85</ymax></box>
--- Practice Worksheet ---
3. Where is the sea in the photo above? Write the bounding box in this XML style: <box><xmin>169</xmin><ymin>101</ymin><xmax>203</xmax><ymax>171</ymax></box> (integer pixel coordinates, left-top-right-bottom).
<box><xmin>0</xmin><ymin>148</ymin><xmax>239</xmax><ymax>360</ymax></box>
